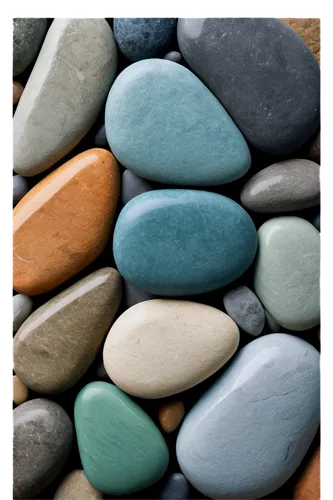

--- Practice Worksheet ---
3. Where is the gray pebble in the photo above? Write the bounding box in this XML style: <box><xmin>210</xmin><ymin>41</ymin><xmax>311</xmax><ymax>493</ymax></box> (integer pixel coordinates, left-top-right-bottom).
<box><xmin>223</xmin><ymin>286</ymin><xmax>265</xmax><ymax>336</ymax></box>
<box><xmin>94</xmin><ymin>123</ymin><xmax>109</xmax><ymax>148</ymax></box>
<box><xmin>13</xmin><ymin>294</ymin><xmax>33</xmax><ymax>332</ymax></box>
<box><xmin>160</xmin><ymin>473</ymin><xmax>190</xmax><ymax>499</ymax></box>
<box><xmin>313</xmin><ymin>213</ymin><xmax>320</xmax><ymax>232</ymax></box>
<box><xmin>13</xmin><ymin>175</ymin><xmax>29</xmax><ymax>205</ymax></box>
<box><xmin>307</xmin><ymin>130</ymin><xmax>320</xmax><ymax>164</ymax></box>
<box><xmin>163</xmin><ymin>51</ymin><xmax>182</xmax><ymax>63</ymax></box>
<box><xmin>264</xmin><ymin>310</ymin><xmax>281</xmax><ymax>333</ymax></box>
<box><xmin>13</xmin><ymin>18</ymin><xmax>48</xmax><ymax>76</ymax></box>
<box><xmin>13</xmin><ymin>398</ymin><xmax>73</xmax><ymax>499</ymax></box>
<box><xmin>122</xmin><ymin>170</ymin><xmax>153</xmax><ymax>205</ymax></box>
<box><xmin>123</xmin><ymin>281</ymin><xmax>156</xmax><ymax>309</ymax></box>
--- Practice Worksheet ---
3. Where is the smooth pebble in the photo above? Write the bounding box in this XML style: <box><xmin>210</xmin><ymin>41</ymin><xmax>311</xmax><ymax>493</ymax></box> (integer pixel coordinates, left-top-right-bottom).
<box><xmin>13</xmin><ymin>18</ymin><xmax>48</xmax><ymax>76</ymax></box>
<box><xmin>13</xmin><ymin>375</ymin><xmax>28</xmax><ymax>406</ymax></box>
<box><xmin>160</xmin><ymin>473</ymin><xmax>190</xmax><ymax>500</ymax></box>
<box><xmin>54</xmin><ymin>470</ymin><xmax>103</xmax><ymax>499</ymax></box>
<box><xmin>13</xmin><ymin>81</ymin><xmax>24</xmax><ymax>104</ymax></box>
<box><xmin>163</xmin><ymin>51</ymin><xmax>182</xmax><ymax>63</ymax></box>
<box><xmin>159</xmin><ymin>401</ymin><xmax>185</xmax><ymax>433</ymax></box>
<box><xmin>13</xmin><ymin>175</ymin><xmax>29</xmax><ymax>206</ymax></box>
<box><xmin>223</xmin><ymin>286</ymin><xmax>265</xmax><ymax>336</ymax></box>
<box><xmin>122</xmin><ymin>169</ymin><xmax>153</xmax><ymax>205</ymax></box>
<box><xmin>13</xmin><ymin>294</ymin><xmax>33</xmax><ymax>332</ymax></box>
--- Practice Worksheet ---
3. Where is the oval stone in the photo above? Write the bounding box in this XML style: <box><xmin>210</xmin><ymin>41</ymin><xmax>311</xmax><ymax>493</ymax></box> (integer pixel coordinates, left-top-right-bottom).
<box><xmin>54</xmin><ymin>470</ymin><xmax>103</xmax><ymax>500</ymax></box>
<box><xmin>105</xmin><ymin>59</ymin><xmax>251</xmax><ymax>186</ymax></box>
<box><xmin>103</xmin><ymin>299</ymin><xmax>239</xmax><ymax>398</ymax></box>
<box><xmin>75</xmin><ymin>381</ymin><xmax>169</xmax><ymax>495</ymax></box>
<box><xmin>14</xmin><ymin>268</ymin><xmax>121</xmax><ymax>394</ymax></box>
<box><xmin>223</xmin><ymin>286</ymin><xmax>265</xmax><ymax>336</ymax></box>
<box><xmin>13</xmin><ymin>294</ymin><xmax>33</xmax><ymax>332</ymax></box>
<box><xmin>160</xmin><ymin>473</ymin><xmax>190</xmax><ymax>500</ymax></box>
<box><xmin>13</xmin><ymin>81</ymin><xmax>24</xmax><ymax>105</ymax></box>
<box><xmin>176</xmin><ymin>334</ymin><xmax>320</xmax><ymax>499</ymax></box>
<box><xmin>254</xmin><ymin>217</ymin><xmax>320</xmax><ymax>331</ymax></box>
<box><xmin>14</xmin><ymin>19</ymin><xmax>117</xmax><ymax>176</ymax></box>
<box><xmin>13</xmin><ymin>18</ymin><xmax>48</xmax><ymax>76</ymax></box>
<box><xmin>113</xmin><ymin>190</ymin><xmax>258</xmax><ymax>295</ymax></box>
<box><xmin>163</xmin><ymin>51</ymin><xmax>182</xmax><ymax>63</ymax></box>
<box><xmin>13</xmin><ymin>149</ymin><xmax>120</xmax><ymax>295</ymax></box>
<box><xmin>14</xmin><ymin>398</ymin><xmax>73</xmax><ymax>499</ymax></box>
<box><xmin>178</xmin><ymin>18</ymin><xmax>320</xmax><ymax>154</ymax></box>
<box><xmin>240</xmin><ymin>159</ymin><xmax>320</xmax><ymax>213</ymax></box>
<box><xmin>114</xmin><ymin>18</ymin><xmax>177</xmax><ymax>62</ymax></box>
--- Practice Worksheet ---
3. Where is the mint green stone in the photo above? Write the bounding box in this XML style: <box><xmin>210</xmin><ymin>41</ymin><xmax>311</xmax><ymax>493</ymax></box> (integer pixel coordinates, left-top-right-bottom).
<box><xmin>74</xmin><ymin>381</ymin><xmax>169</xmax><ymax>495</ymax></box>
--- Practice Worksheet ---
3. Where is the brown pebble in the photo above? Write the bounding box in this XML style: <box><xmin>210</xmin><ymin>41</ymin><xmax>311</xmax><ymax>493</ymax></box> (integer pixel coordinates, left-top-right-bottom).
<box><xmin>13</xmin><ymin>81</ymin><xmax>24</xmax><ymax>105</ymax></box>
<box><xmin>13</xmin><ymin>375</ymin><xmax>28</xmax><ymax>405</ymax></box>
<box><xmin>159</xmin><ymin>401</ymin><xmax>185</xmax><ymax>433</ymax></box>
<box><xmin>294</xmin><ymin>447</ymin><xmax>320</xmax><ymax>500</ymax></box>
<box><xmin>281</xmin><ymin>19</ymin><xmax>320</xmax><ymax>63</ymax></box>
<box><xmin>54</xmin><ymin>470</ymin><xmax>103</xmax><ymax>499</ymax></box>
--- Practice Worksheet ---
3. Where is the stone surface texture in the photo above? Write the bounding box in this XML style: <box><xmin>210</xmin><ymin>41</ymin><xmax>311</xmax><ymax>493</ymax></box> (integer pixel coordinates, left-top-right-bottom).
<box><xmin>178</xmin><ymin>18</ymin><xmax>320</xmax><ymax>154</ymax></box>
<box><xmin>294</xmin><ymin>447</ymin><xmax>320</xmax><ymax>500</ymax></box>
<box><xmin>14</xmin><ymin>268</ymin><xmax>121</xmax><ymax>394</ymax></box>
<box><xmin>14</xmin><ymin>18</ymin><xmax>118</xmax><ymax>176</ymax></box>
<box><xmin>13</xmin><ymin>18</ymin><xmax>48</xmax><ymax>76</ymax></box>
<box><xmin>13</xmin><ymin>149</ymin><xmax>120</xmax><ymax>295</ymax></box>
<box><xmin>13</xmin><ymin>375</ymin><xmax>28</xmax><ymax>406</ymax></box>
<box><xmin>13</xmin><ymin>398</ymin><xmax>73</xmax><ymax>499</ymax></box>
<box><xmin>13</xmin><ymin>294</ymin><xmax>33</xmax><ymax>332</ymax></box>
<box><xmin>176</xmin><ymin>334</ymin><xmax>320</xmax><ymax>499</ymax></box>
<box><xmin>54</xmin><ymin>470</ymin><xmax>103</xmax><ymax>499</ymax></box>
<box><xmin>223</xmin><ymin>286</ymin><xmax>265</xmax><ymax>336</ymax></box>
<box><xmin>281</xmin><ymin>18</ymin><xmax>320</xmax><ymax>63</ymax></box>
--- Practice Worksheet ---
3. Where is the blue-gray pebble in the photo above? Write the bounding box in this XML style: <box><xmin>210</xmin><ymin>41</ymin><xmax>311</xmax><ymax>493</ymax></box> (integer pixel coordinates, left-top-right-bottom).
<box><xmin>160</xmin><ymin>473</ymin><xmax>190</xmax><ymax>499</ymax></box>
<box><xmin>114</xmin><ymin>18</ymin><xmax>177</xmax><ymax>62</ymax></box>
<box><xmin>223</xmin><ymin>286</ymin><xmax>265</xmax><ymax>336</ymax></box>
<box><xmin>122</xmin><ymin>170</ymin><xmax>153</xmax><ymax>205</ymax></box>
<box><xmin>123</xmin><ymin>281</ymin><xmax>156</xmax><ymax>309</ymax></box>
<box><xmin>265</xmin><ymin>310</ymin><xmax>281</xmax><ymax>333</ymax></box>
<box><xmin>113</xmin><ymin>190</ymin><xmax>258</xmax><ymax>296</ymax></box>
<box><xmin>105</xmin><ymin>59</ymin><xmax>251</xmax><ymax>186</ymax></box>
<box><xmin>313</xmin><ymin>213</ymin><xmax>320</xmax><ymax>232</ymax></box>
<box><xmin>163</xmin><ymin>51</ymin><xmax>182</xmax><ymax>63</ymax></box>
<box><xmin>176</xmin><ymin>334</ymin><xmax>320</xmax><ymax>499</ymax></box>
<box><xmin>13</xmin><ymin>175</ymin><xmax>29</xmax><ymax>205</ymax></box>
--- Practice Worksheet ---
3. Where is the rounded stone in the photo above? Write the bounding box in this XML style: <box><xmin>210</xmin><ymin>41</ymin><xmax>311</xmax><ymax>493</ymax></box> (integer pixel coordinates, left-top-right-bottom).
<box><xmin>160</xmin><ymin>473</ymin><xmax>190</xmax><ymax>500</ymax></box>
<box><xmin>163</xmin><ymin>51</ymin><xmax>182</xmax><ymax>63</ymax></box>
<box><xmin>105</xmin><ymin>59</ymin><xmax>251</xmax><ymax>186</ymax></box>
<box><xmin>14</xmin><ymin>19</ymin><xmax>118</xmax><ymax>177</ymax></box>
<box><xmin>94</xmin><ymin>124</ymin><xmax>108</xmax><ymax>148</ymax></box>
<box><xmin>281</xmin><ymin>18</ymin><xmax>320</xmax><ymax>63</ymax></box>
<box><xmin>176</xmin><ymin>334</ymin><xmax>320</xmax><ymax>499</ymax></box>
<box><xmin>75</xmin><ymin>381</ymin><xmax>169</xmax><ymax>495</ymax></box>
<box><xmin>313</xmin><ymin>212</ymin><xmax>320</xmax><ymax>231</ymax></box>
<box><xmin>254</xmin><ymin>217</ymin><xmax>320</xmax><ymax>331</ymax></box>
<box><xmin>13</xmin><ymin>375</ymin><xmax>28</xmax><ymax>406</ymax></box>
<box><xmin>113</xmin><ymin>190</ymin><xmax>258</xmax><ymax>296</ymax></box>
<box><xmin>122</xmin><ymin>169</ymin><xmax>153</xmax><ymax>205</ymax></box>
<box><xmin>240</xmin><ymin>159</ymin><xmax>320</xmax><ymax>213</ymax></box>
<box><xmin>54</xmin><ymin>470</ymin><xmax>103</xmax><ymax>499</ymax></box>
<box><xmin>114</xmin><ymin>18</ymin><xmax>177</xmax><ymax>62</ymax></box>
<box><xmin>294</xmin><ymin>447</ymin><xmax>320</xmax><ymax>500</ymax></box>
<box><xmin>14</xmin><ymin>268</ymin><xmax>121</xmax><ymax>394</ymax></box>
<box><xmin>265</xmin><ymin>310</ymin><xmax>281</xmax><ymax>333</ymax></box>
<box><xmin>159</xmin><ymin>401</ymin><xmax>185</xmax><ymax>433</ymax></box>
<box><xmin>103</xmin><ymin>299</ymin><xmax>239</xmax><ymax>398</ymax></box>
<box><xmin>307</xmin><ymin>131</ymin><xmax>320</xmax><ymax>164</ymax></box>
<box><xmin>13</xmin><ymin>294</ymin><xmax>33</xmax><ymax>332</ymax></box>
<box><xmin>13</xmin><ymin>149</ymin><xmax>120</xmax><ymax>295</ymax></box>
<box><xmin>13</xmin><ymin>18</ymin><xmax>48</xmax><ymax>76</ymax></box>
<box><xmin>123</xmin><ymin>280</ymin><xmax>156</xmax><ymax>309</ymax></box>
<box><xmin>178</xmin><ymin>18</ymin><xmax>320</xmax><ymax>154</ymax></box>
<box><xmin>13</xmin><ymin>175</ymin><xmax>29</xmax><ymax>206</ymax></box>
<box><xmin>223</xmin><ymin>286</ymin><xmax>265</xmax><ymax>336</ymax></box>
<box><xmin>13</xmin><ymin>398</ymin><xmax>73</xmax><ymax>499</ymax></box>
<box><xmin>13</xmin><ymin>81</ymin><xmax>24</xmax><ymax>104</ymax></box>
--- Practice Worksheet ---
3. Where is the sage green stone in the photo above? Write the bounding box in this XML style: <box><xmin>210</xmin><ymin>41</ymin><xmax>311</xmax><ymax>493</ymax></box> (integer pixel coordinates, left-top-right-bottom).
<box><xmin>75</xmin><ymin>382</ymin><xmax>169</xmax><ymax>496</ymax></box>
<box><xmin>254</xmin><ymin>217</ymin><xmax>320</xmax><ymax>331</ymax></box>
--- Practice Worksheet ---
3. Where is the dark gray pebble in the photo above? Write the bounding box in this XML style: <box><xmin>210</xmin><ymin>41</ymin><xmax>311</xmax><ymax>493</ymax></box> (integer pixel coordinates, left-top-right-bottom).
<box><xmin>123</xmin><ymin>280</ymin><xmax>156</xmax><ymax>309</ymax></box>
<box><xmin>313</xmin><ymin>213</ymin><xmax>320</xmax><ymax>232</ymax></box>
<box><xmin>122</xmin><ymin>169</ymin><xmax>153</xmax><ymax>205</ymax></box>
<box><xmin>264</xmin><ymin>310</ymin><xmax>281</xmax><ymax>333</ymax></box>
<box><xmin>94</xmin><ymin>123</ymin><xmax>109</xmax><ymax>148</ymax></box>
<box><xmin>307</xmin><ymin>131</ymin><xmax>320</xmax><ymax>164</ymax></box>
<box><xmin>223</xmin><ymin>286</ymin><xmax>265</xmax><ymax>336</ymax></box>
<box><xmin>160</xmin><ymin>473</ymin><xmax>190</xmax><ymax>499</ymax></box>
<box><xmin>13</xmin><ymin>18</ymin><xmax>48</xmax><ymax>76</ymax></box>
<box><xmin>13</xmin><ymin>175</ymin><xmax>29</xmax><ymax>205</ymax></box>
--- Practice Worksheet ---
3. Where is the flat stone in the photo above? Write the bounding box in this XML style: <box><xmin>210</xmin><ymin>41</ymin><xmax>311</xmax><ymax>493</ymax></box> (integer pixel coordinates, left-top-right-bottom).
<box><xmin>176</xmin><ymin>334</ymin><xmax>320</xmax><ymax>499</ymax></box>
<box><xmin>13</xmin><ymin>398</ymin><xmax>73</xmax><ymax>499</ymax></box>
<box><xmin>123</xmin><ymin>280</ymin><xmax>156</xmax><ymax>309</ymax></box>
<box><xmin>160</xmin><ymin>473</ymin><xmax>190</xmax><ymax>500</ymax></box>
<box><xmin>13</xmin><ymin>175</ymin><xmax>29</xmax><ymax>206</ymax></box>
<box><xmin>54</xmin><ymin>470</ymin><xmax>103</xmax><ymax>499</ymax></box>
<box><xmin>13</xmin><ymin>18</ymin><xmax>48</xmax><ymax>76</ymax></box>
<box><xmin>240</xmin><ymin>159</ymin><xmax>320</xmax><ymax>213</ymax></box>
<box><xmin>14</xmin><ymin>268</ymin><xmax>121</xmax><ymax>394</ymax></box>
<box><xmin>178</xmin><ymin>18</ymin><xmax>320</xmax><ymax>154</ymax></box>
<box><xmin>14</xmin><ymin>19</ymin><xmax>117</xmax><ymax>176</ymax></box>
<box><xmin>254</xmin><ymin>217</ymin><xmax>320</xmax><ymax>331</ymax></box>
<box><xmin>13</xmin><ymin>294</ymin><xmax>33</xmax><ymax>332</ymax></box>
<box><xmin>281</xmin><ymin>18</ymin><xmax>320</xmax><ymax>63</ymax></box>
<box><xmin>105</xmin><ymin>59</ymin><xmax>251</xmax><ymax>186</ymax></box>
<box><xmin>94</xmin><ymin>124</ymin><xmax>108</xmax><ymax>148</ymax></box>
<box><xmin>307</xmin><ymin>131</ymin><xmax>320</xmax><ymax>164</ymax></box>
<box><xmin>223</xmin><ymin>286</ymin><xmax>265</xmax><ymax>336</ymax></box>
<box><xmin>103</xmin><ymin>299</ymin><xmax>239</xmax><ymax>398</ymax></box>
<box><xmin>13</xmin><ymin>81</ymin><xmax>24</xmax><ymax>105</ymax></box>
<box><xmin>159</xmin><ymin>401</ymin><xmax>185</xmax><ymax>433</ymax></box>
<box><xmin>122</xmin><ymin>169</ymin><xmax>153</xmax><ymax>205</ymax></box>
<box><xmin>13</xmin><ymin>149</ymin><xmax>120</xmax><ymax>295</ymax></box>
<box><xmin>75</xmin><ymin>381</ymin><xmax>169</xmax><ymax>495</ymax></box>
<box><xmin>313</xmin><ymin>213</ymin><xmax>320</xmax><ymax>231</ymax></box>
<box><xmin>13</xmin><ymin>375</ymin><xmax>28</xmax><ymax>406</ymax></box>
<box><xmin>113</xmin><ymin>190</ymin><xmax>257</xmax><ymax>295</ymax></box>
<box><xmin>265</xmin><ymin>310</ymin><xmax>281</xmax><ymax>333</ymax></box>
<box><xmin>163</xmin><ymin>51</ymin><xmax>182</xmax><ymax>63</ymax></box>
<box><xmin>294</xmin><ymin>447</ymin><xmax>320</xmax><ymax>500</ymax></box>
<box><xmin>114</xmin><ymin>18</ymin><xmax>177</xmax><ymax>61</ymax></box>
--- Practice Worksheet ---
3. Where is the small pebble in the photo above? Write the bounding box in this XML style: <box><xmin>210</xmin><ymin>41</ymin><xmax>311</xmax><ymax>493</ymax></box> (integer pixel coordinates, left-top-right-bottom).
<box><xmin>264</xmin><ymin>310</ymin><xmax>281</xmax><ymax>333</ymax></box>
<box><xmin>123</xmin><ymin>280</ymin><xmax>156</xmax><ymax>309</ymax></box>
<box><xmin>13</xmin><ymin>18</ymin><xmax>48</xmax><ymax>76</ymax></box>
<box><xmin>13</xmin><ymin>81</ymin><xmax>24</xmax><ymax>104</ymax></box>
<box><xmin>13</xmin><ymin>175</ymin><xmax>29</xmax><ymax>206</ymax></box>
<box><xmin>294</xmin><ymin>447</ymin><xmax>320</xmax><ymax>500</ymax></box>
<box><xmin>94</xmin><ymin>123</ymin><xmax>108</xmax><ymax>148</ymax></box>
<box><xmin>159</xmin><ymin>401</ymin><xmax>185</xmax><ymax>433</ymax></box>
<box><xmin>54</xmin><ymin>470</ymin><xmax>103</xmax><ymax>499</ymax></box>
<box><xmin>313</xmin><ymin>213</ymin><xmax>320</xmax><ymax>232</ymax></box>
<box><xmin>13</xmin><ymin>375</ymin><xmax>28</xmax><ymax>406</ymax></box>
<box><xmin>122</xmin><ymin>169</ymin><xmax>153</xmax><ymax>205</ymax></box>
<box><xmin>160</xmin><ymin>473</ymin><xmax>190</xmax><ymax>499</ymax></box>
<box><xmin>307</xmin><ymin>131</ymin><xmax>320</xmax><ymax>164</ymax></box>
<box><xmin>13</xmin><ymin>294</ymin><xmax>33</xmax><ymax>332</ymax></box>
<box><xmin>163</xmin><ymin>51</ymin><xmax>182</xmax><ymax>63</ymax></box>
<box><xmin>223</xmin><ymin>285</ymin><xmax>265</xmax><ymax>336</ymax></box>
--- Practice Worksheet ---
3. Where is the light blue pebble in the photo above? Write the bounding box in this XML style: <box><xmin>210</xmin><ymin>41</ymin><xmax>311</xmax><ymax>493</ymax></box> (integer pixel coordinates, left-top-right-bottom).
<box><xmin>176</xmin><ymin>333</ymin><xmax>320</xmax><ymax>499</ymax></box>
<box><xmin>105</xmin><ymin>59</ymin><xmax>251</xmax><ymax>186</ymax></box>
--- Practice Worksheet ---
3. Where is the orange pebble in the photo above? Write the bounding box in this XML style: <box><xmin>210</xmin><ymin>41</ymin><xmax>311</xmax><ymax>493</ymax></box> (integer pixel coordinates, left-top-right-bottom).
<box><xmin>294</xmin><ymin>447</ymin><xmax>320</xmax><ymax>500</ymax></box>
<box><xmin>13</xmin><ymin>81</ymin><xmax>24</xmax><ymax>104</ymax></box>
<box><xmin>159</xmin><ymin>401</ymin><xmax>185</xmax><ymax>433</ymax></box>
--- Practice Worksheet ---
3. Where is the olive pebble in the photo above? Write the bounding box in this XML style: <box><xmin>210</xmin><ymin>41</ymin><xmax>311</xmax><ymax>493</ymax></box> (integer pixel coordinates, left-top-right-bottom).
<box><xmin>13</xmin><ymin>81</ymin><xmax>24</xmax><ymax>104</ymax></box>
<box><xmin>158</xmin><ymin>401</ymin><xmax>185</xmax><ymax>433</ymax></box>
<box><xmin>13</xmin><ymin>375</ymin><xmax>28</xmax><ymax>405</ymax></box>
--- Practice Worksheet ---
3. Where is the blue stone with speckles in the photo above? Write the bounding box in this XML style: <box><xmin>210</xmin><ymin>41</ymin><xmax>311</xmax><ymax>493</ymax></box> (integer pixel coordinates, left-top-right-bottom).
<box><xmin>176</xmin><ymin>333</ymin><xmax>320</xmax><ymax>499</ymax></box>
<box><xmin>113</xmin><ymin>190</ymin><xmax>258</xmax><ymax>296</ymax></box>
<box><xmin>105</xmin><ymin>59</ymin><xmax>251</xmax><ymax>186</ymax></box>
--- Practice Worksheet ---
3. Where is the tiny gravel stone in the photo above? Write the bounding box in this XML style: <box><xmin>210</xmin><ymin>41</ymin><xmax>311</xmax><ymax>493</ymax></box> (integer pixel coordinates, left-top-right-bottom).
<box><xmin>159</xmin><ymin>401</ymin><xmax>185</xmax><ymax>433</ymax></box>
<box><xmin>163</xmin><ymin>51</ymin><xmax>182</xmax><ymax>63</ymax></box>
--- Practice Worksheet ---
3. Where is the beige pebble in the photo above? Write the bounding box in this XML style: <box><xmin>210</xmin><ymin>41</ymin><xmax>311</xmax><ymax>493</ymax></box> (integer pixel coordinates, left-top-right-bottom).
<box><xmin>54</xmin><ymin>470</ymin><xmax>103</xmax><ymax>499</ymax></box>
<box><xmin>159</xmin><ymin>401</ymin><xmax>185</xmax><ymax>433</ymax></box>
<box><xmin>13</xmin><ymin>375</ymin><xmax>28</xmax><ymax>405</ymax></box>
<box><xmin>13</xmin><ymin>81</ymin><xmax>24</xmax><ymax>104</ymax></box>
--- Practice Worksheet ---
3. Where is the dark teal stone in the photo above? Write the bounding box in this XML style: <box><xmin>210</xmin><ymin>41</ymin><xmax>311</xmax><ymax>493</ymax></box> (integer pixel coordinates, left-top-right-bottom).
<box><xmin>113</xmin><ymin>190</ymin><xmax>258</xmax><ymax>296</ymax></box>
<box><xmin>105</xmin><ymin>59</ymin><xmax>251</xmax><ymax>186</ymax></box>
